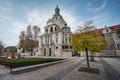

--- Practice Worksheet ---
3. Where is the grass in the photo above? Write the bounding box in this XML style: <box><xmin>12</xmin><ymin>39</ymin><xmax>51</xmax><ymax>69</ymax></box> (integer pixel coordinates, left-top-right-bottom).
<box><xmin>0</xmin><ymin>57</ymin><xmax>63</xmax><ymax>68</ymax></box>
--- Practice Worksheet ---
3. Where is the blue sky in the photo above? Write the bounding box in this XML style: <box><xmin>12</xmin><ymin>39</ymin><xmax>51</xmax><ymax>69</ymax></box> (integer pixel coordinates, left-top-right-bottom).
<box><xmin>0</xmin><ymin>0</ymin><xmax>120</xmax><ymax>46</ymax></box>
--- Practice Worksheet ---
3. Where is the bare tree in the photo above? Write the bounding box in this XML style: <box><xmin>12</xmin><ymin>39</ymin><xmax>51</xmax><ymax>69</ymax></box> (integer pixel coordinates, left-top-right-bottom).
<box><xmin>18</xmin><ymin>25</ymin><xmax>41</xmax><ymax>56</ymax></box>
<box><xmin>19</xmin><ymin>31</ymin><xmax>26</xmax><ymax>40</ymax></box>
<box><xmin>33</xmin><ymin>25</ymin><xmax>40</xmax><ymax>40</ymax></box>
<box><xmin>0</xmin><ymin>40</ymin><xmax>4</xmax><ymax>57</ymax></box>
<box><xmin>26</xmin><ymin>25</ymin><xmax>32</xmax><ymax>39</ymax></box>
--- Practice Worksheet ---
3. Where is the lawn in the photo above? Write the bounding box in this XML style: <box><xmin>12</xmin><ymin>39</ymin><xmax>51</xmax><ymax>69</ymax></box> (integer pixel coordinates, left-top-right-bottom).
<box><xmin>0</xmin><ymin>57</ymin><xmax>63</xmax><ymax>68</ymax></box>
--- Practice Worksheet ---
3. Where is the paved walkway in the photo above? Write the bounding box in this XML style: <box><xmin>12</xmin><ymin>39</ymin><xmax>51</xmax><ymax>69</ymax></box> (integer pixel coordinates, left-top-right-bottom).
<box><xmin>1</xmin><ymin>57</ymin><xmax>119</xmax><ymax>80</ymax></box>
<box><xmin>61</xmin><ymin>58</ymin><xmax>107</xmax><ymax>80</ymax></box>
<box><xmin>0</xmin><ymin>57</ymin><xmax>84</xmax><ymax>80</ymax></box>
<box><xmin>100</xmin><ymin>58</ymin><xmax>120</xmax><ymax>80</ymax></box>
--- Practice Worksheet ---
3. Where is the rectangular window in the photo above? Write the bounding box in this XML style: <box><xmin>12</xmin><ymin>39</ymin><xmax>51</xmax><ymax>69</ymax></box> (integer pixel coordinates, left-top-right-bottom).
<box><xmin>48</xmin><ymin>36</ymin><xmax>49</xmax><ymax>44</ymax></box>
<box><xmin>65</xmin><ymin>39</ymin><xmax>67</xmax><ymax>44</ymax></box>
<box><xmin>56</xmin><ymin>38</ymin><xmax>58</xmax><ymax>43</ymax></box>
<box><xmin>50</xmin><ymin>35</ymin><xmax>52</xmax><ymax>43</ymax></box>
<box><xmin>56</xmin><ymin>34</ymin><xmax>58</xmax><ymax>44</ymax></box>
<box><xmin>41</xmin><ymin>37</ymin><xmax>43</xmax><ymax>44</ymax></box>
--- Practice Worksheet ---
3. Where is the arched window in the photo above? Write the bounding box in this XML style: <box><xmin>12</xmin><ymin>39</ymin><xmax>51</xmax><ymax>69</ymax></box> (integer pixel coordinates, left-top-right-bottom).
<box><xmin>50</xmin><ymin>27</ymin><xmax>53</xmax><ymax>32</ymax></box>
<box><xmin>46</xmin><ymin>29</ymin><xmax>48</xmax><ymax>33</ymax></box>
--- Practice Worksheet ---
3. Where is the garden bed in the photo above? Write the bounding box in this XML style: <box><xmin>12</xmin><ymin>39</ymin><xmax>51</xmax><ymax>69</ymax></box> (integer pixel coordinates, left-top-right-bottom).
<box><xmin>0</xmin><ymin>57</ymin><xmax>63</xmax><ymax>68</ymax></box>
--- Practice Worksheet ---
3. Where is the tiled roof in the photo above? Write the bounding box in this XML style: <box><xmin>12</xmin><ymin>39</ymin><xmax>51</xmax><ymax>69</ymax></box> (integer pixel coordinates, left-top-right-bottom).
<box><xmin>96</xmin><ymin>28</ymin><xmax>103</xmax><ymax>34</ymax></box>
<box><xmin>108</xmin><ymin>24</ymin><xmax>120</xmax><ymax>31</ymax></box>
<box><xmin>97</xmin><ymin>24</ymin><xmax>120</xmax><ymax>34</ymax></box>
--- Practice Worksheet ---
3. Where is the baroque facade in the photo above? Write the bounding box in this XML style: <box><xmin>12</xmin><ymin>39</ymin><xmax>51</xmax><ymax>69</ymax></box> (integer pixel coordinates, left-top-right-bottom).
<box><xmin>100</xmin><ymin>25</ymin><xmax>120</xmax><ymax>50</ymax></box>
<box><xmin>39</xmin><ymin>6</ymin><xmax>73</xmax><ymax>57</ymax></box>
<box><xmin>81</xmin><ymin>25</ymin><xmax>120</xmax><ymax>57</ymax></box>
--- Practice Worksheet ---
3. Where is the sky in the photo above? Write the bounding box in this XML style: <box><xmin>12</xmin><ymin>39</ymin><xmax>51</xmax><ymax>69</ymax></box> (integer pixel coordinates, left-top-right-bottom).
<box><xmin>0</xmin><ymin>0</ymin><xmax>120</xmax><ymax>47</ymax></box>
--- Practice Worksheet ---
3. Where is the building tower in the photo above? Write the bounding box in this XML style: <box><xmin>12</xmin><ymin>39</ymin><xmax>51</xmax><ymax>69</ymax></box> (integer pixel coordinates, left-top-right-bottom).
<box><xmin>39</xmin><ymin>6</ymin><xmax>73</xmax><ymax>57</ymax></box>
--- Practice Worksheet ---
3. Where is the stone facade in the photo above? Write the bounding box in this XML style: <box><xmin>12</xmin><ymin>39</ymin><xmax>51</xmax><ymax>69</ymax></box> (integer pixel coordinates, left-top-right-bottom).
<box><xmin>102</xmin><ymin>25</ymin><xmax>120</xmax><ymax>50</ymax></box>
<box><xmin>97</xmin><ymin>25</ymin><xmax>120</xmax><ymax>56</ymax></box>
<box><xmin>39</xmin><ymin>6</ymin><xmax>73</xmax><ymax>57</ymax></box>
<box><xmin>103</xmin><ymin>26</ymin><xmax>116</xmax><ymax>49</ymax></box>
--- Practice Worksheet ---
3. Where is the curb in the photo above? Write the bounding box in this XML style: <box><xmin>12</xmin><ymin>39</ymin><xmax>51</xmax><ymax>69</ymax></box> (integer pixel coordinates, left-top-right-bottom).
<box><xmin>10</xmin><ymin>59</ymin><xmax>68</xmax><ymax>74</ymax></box>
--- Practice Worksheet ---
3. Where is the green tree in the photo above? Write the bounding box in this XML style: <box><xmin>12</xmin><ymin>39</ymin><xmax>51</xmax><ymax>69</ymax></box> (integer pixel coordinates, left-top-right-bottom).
<box><xmin>71</xmin><ymin>21</ymin><xmax>107</xmax><ymax>68</ymax></box>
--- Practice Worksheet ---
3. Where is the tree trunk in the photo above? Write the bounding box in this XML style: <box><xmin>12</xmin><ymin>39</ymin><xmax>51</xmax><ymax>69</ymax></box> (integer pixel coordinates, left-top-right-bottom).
<box><xmin>90</xmin><ymin>52</ymin><xmax>94</xmax><ymax>61</ymax></box>
<box><xmin>85</xmin><ymin>48</ymin><xmax>90</xmax><ymax>69</ymax></box>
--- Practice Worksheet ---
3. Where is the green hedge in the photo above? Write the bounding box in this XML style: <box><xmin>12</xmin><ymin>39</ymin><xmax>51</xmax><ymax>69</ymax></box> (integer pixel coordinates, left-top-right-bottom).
<box><xmin>0</xmin><ymin>58</ymin><xmax>63</xmax><ymax>68</ymax></box>
<box><xmin>0</xmin><ymin>57</ymin><xmax>6</xmax><ymax>64</ymax></box>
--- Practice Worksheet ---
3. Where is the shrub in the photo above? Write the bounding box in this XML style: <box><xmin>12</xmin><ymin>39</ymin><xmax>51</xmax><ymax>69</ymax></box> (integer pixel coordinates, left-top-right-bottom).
<box><xmin>1</xmin><ymin>58</ymin><xmax>63</xmax><ymax>68</ymax></box>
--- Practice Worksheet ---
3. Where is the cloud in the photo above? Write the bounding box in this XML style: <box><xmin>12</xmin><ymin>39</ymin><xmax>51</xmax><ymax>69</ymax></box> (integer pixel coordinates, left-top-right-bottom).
<box><xmin>60</xmin><ymin>8</ymin><xmax>83</xmax><ymax>32</ymax></box>
<box><xmin>89</xmin><ymin>14</ymin><xmax>109</xmax><ymax>22</ymax></box>
<box><xmin>0</xmin><ymin>2</ymin><xmax>13</xmax><ymax>13</ymax></box>
<box><xmin>26</xmin><ymin>7</ymin><xmax>80</xmax><ymax>33</ymax></box>
<box><xmin>0</xmin><ymin>2</ymin><xmax>13</xmax><ymax>23</ymax></box>
<box><xmin>0</xmin><ymin>15</ymin><xmax>10</xmax><ymax>23</ymax></box>
<box><xmin>11</xmin><ymin>21</ymin><xmax>27</xmax><ymax>35</ymax></box>
<box><xmin>86</xmin><ymin>1</ymin><xmax>107</xmax><ymax>13</ymax></box>
<box><xmin>27</xmin><ymin>9</ymin><xmax>53</xmax><ymax>33</ymax></box>
<box><xmin>10</xmin><ymin>5</ymin><xmax>109</xmax><ymax>36</ymax></box>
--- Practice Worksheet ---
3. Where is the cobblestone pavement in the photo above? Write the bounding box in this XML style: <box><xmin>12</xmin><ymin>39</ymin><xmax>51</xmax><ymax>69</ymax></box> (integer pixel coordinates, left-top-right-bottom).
<box><xmin>0</xmin><ymin>57</ymin><xmax>84</xmax><ymax>80</ymax></box>
<box><xmin>100</xmin><ymin>58</ymin><xmax>120</xmax><ymax>80</ymax></box>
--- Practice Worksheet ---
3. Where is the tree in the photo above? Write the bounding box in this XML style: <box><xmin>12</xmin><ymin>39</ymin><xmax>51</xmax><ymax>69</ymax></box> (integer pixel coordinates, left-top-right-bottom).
<box><xmin>18</xmin><ymin>25</ymin><xmax>40</xmax><ymax>56</ymax></box>
<box><xmin>0</xmin><ymin>40</ymin><xmax>4</xmax><ymax>57</ymax></box>
<box><xmin>33</xmin><ymin>25</ymin><xmax>41</xmax><ymax>40</ymax></box>
<box><xmin>71</xmin><ymin>20</ymin><xmax>107</xmax><ymax>69</ymax></box>
<box><xmin>19</xmin><ymin>31</ymin><xmax>26</xmax><ymax>52</ymax></box>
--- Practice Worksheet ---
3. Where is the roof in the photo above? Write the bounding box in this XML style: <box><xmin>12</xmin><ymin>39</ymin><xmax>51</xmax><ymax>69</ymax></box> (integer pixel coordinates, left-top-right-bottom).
<box><xmin>97</xmin><ymin>24</ymin><xmax>120</xmax><ymax>34</ymax></box>
<box><xmin>62</xmin><ymin>26</ymin><xmax>70</xmax><ymax>29</ymax></box>
<box><xmin>96</xmin><ymin>28</ymin><xmax>104</xmax><ymax>34</ymax></box>
<box><xmin>5</xmin><ymin>46</ymin><xmax>17</xmax><ymax>49</ymax></box>
<box><xmin>108</xmin><ymin>24</ymin><xmax>120</xmax><ymax>31</ymax></box>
